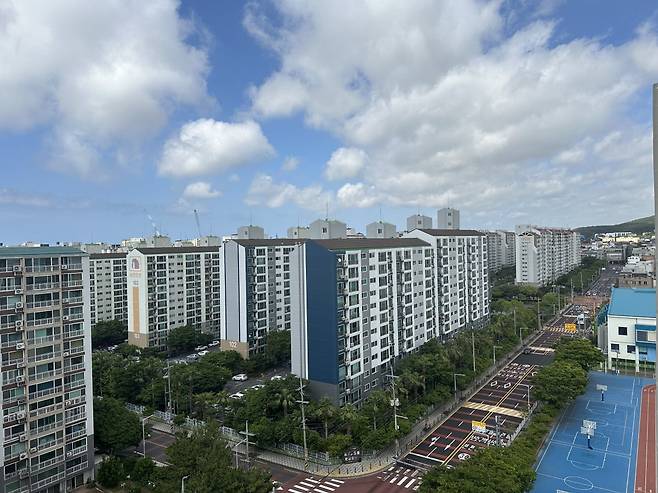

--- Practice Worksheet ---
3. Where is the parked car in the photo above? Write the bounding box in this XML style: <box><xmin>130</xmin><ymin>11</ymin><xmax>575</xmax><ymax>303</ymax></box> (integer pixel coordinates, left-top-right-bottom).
<box><xmin>522</xmin><ymin>347</ymin><xmax>532</xmax><ymax>354</ymax></box>
<box><xmin>270</xmin><ymin>375</ymin><xmax>284</xmax><ymax>381</ymax></box>
<box><xmin>250</xmin><ymin>384</ymin><xmax>265</xmax><ymax>391</ymax></box>
<box><xmin>194</xmin><ymin>345</ymin><xmax>208</xmax><ymax>351</ymax></box>
<box><xmin>232</xmin><ymin>373</ymin><xmax>248</xmax><ymax>382</ymax></box>
<box><xmin>209</xmin><ymin>340</ymin><xmax>220</xmax><ymax>347</ymax></box>
<box><xmin>197</xmin><ymin>350</ymin><xmax>209</xmax><ymax>357</ymax></box>
<box><xmin>230</xmin><ymin>392</ymin><xmax>245</xmax><ymax>400</ymax></box>
<box><xmin>186</xmin><ymin>354</ymin><xmax>199</xmax><ymax>361</ymax></box>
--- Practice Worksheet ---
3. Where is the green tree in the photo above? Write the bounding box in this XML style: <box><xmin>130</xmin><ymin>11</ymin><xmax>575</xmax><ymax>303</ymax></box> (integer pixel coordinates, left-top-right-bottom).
<box><xmin>264</xmin><ymin>329</ymin><xmax>291</xmax><ymax>365</ymax></box>
<box><xmin>532</xmin><ymin>361</ymin><xmax>587</xmax><ymax>407</ymax></box>
<box><xmin>157</xmin><ymin>423</ymin><xmax>272</xmax><ymax>493</ymax></box>
<box><xmin>554</xmin><ymin>338</ymin><xmax>604</xmax><ymax>371</ymax></box>
<box><xmin>313</xmin><ymin>397</ymin><xmax>338</xmax><ymax>439</ymax></box>
<box><xmin>131</xmin><ymin>457</ymin><xmax>156</xmax><ymax>485</ymax></box>
<box><xmin>94</xmin><ymin>397</ymin><xmax>142</xmax><ymax>453</ymax></box>
<box><xmin>97</xmin><ymin>456</ymin><xmax>125</xmax><ymax>488</ymax></box>
<box><xmin>166</xmin><ymin>326</ymin><xmax>211</xmax><ymax>355</ymax></box>
<box><xmin>92</xmin><ymin>320</ymin><xmax>127</xmax><ymax>349</ymax></box>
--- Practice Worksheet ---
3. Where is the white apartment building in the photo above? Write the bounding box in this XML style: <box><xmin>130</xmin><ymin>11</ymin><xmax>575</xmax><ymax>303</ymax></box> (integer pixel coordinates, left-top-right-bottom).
<box><xmin>0</xmin><ymin>247</ymin><xmax>94</xmax><ymax>492</ymax></box>
<box><xmin>309</xmin><ymin>219</ymin><xmax>347</xmax><ymax>239</ymax></box>
<box><xmin>220</xmin><ymin>239</ymin><xmax>303</xmax><ymax>358</ymax></box>
<box><xmin>89</xmin><ymin>253</ymin><xmax>127</xmax><ymax>327</ymax></box>
<box><xmin>126</xmin><ymin>247</ymin><xmax>221</xmax><ymax>349</ymax></box>
<box><xmin>404</xmin><ymin>229</ymin><xmax>489</xmax><ymax>337</ymax></box>
<box><xmin>290</xmin><ymin>238</ymin><xmax>436</xmax><ymax>406</ymax></box>
<box><xmin>515</xmin><ymin>225</ymin><xmax>581</xmax><ymax>286</ymax></box>
<box><xmin>486</xmin><ymin>231</ymin><xmax>516</xmax><ymax>274</ymax></box>
<box><xmin>437</xmin><ymin>208</ymin><xmax>460</xmax><ymax>230</ymax></box>
<box><xmin>605</xmin><ymin>287</ymin><xmax>655</xmax><ymax>372</ymax></box>
<box><xmin>287</xmin><ymin>226</ymin><xmax>311</xmax><ymax>239</ymax></box>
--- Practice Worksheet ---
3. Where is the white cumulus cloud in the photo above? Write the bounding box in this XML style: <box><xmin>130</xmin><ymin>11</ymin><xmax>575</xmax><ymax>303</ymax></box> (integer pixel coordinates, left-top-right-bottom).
<box><xmin>159</xmin><ymin>119</ymin><xmax>275</xmax><ymax>177</ymax></box>
<box><xmin>182</xmin><ymin>181</ymin><xmax>221</xmax><ymax>199</ymax></box>
<box><xmin>0</xmin><ymin>0</ymin><xmax>212</xmax><ymax>176</ymax></box>
<box><xmin>324</xmin><ymin>147</ymin><xmax>368</xmax><ymax>181</ymax></box>
<box><xmin>281</xmin><ymin>156</ymin><xmax>300</xmax><ymax>172</ymax></box>
<box><xmin>336</xmin><ymin>183</ymin><xmax>380</xmax><ymax>208</ymax></box>
<box><xmin>245</xmin><ymin>174</ymin><xmax>331</xmax><ymax>212</ymax></box>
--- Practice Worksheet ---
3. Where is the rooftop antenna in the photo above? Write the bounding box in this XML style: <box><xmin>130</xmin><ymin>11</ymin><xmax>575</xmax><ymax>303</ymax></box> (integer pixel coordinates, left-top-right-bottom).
<box><xmin>379</xmin><ymin>206</ymin><xmax>382</xmax><ymax>223</ymax></box>
<box><xmin>145</xmin><ymin>210</ymin><xmax>161</xmax><ymax>237</ymax></box>
<box><xmin>249</xmin><ymin>211</ymin><xmax>253</xmax><ymax>226</ymax></box>
<box><xmin>325</xmin><ymin>201</ymin><xmax>329</xmax><ymax>221</ymax></box>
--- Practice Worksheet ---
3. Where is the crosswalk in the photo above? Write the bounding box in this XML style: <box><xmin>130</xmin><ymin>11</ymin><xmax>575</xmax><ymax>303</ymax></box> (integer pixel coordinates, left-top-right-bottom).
<box><xmin>281</xmin><ymin>476</ymin><xmax>344</xmax><ymax>493</ymax></box>
<box><xmin>378</xmin><ymin>465</ymin><xmax>422</xmax><ymax>490</ymax></box>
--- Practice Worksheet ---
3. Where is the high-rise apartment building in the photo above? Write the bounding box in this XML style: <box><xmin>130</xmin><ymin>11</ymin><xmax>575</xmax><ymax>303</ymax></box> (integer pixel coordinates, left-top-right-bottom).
<box><xmin>485</xmin><ymin>231</ymin><xmax>515</xmax><ymax>274</ymax></box>
<box><xmin>220</xmin><ymin>239</ymin><xmax>304</xmax><ymax>358</ymax></box>
<box><xmin>437</xmin><ymin>208</ymin><xmax>460</xmax><ymax>230</ymax></box>
<box><xmin>515</xmin><ymin>225</ymin><xmax>581</xmax><ymax>286</ymax></box>
<box><xmin>126</xmin><ymin>247</ymin><xmax>221</xmax><ymax>348</ymax></box>
<box><xmin>309</xmin><ymin>219</ymin><xmax>347</xmax><ymax>239</ymax></box>
<box><xmin>290</xmin><ymin>238</ymin><xmax>436</xmax><ymax>405</ymax></box>
<box><xmin>404</xmin><ymin>229</ymin><xmax>489</xmax><ymax>336</ymax></box>
<box><xmin>406</xmin><ymin>214</ymin><xmax>432</xmax><ymax>231</ymax></box>
<box><xmin>0</xmin><ymin>247</ymin><xmax>94</xmax><ymax>492</ymax></box>
<box><xmin>89</xmin><ymin>253</ymin><xmax>127</xmax><ymax>327</ymax></box>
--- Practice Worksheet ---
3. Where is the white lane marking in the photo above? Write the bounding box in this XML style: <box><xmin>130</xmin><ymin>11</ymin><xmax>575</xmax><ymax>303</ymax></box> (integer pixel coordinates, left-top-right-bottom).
<box><xmin>407</xmin><ymin>478</ymin><xmax>417</xmax><ymax>488</ymax></box>
<box><xmin>389</xmin><ymin>475</ymin><xmax>400</xmax><ymax>483</ymax></box>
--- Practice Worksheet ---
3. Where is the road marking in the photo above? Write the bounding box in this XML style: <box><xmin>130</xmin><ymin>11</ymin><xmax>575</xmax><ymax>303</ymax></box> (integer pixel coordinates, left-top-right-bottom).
<box><xmin>288</xmin><ymin>489</ymin><xmax>304</xmax><ymax>493</ymax></box>
<box><xmin>407</xmin><ymin>478</ymin><xmax>417</xmax><ymax>488</ymax></box>
<box><xmin>293</xmin><ymin>484</ymin><xmax>309</xmax><ymax>491</ymax></box>
<box><xmin>328</xmin><ymin>479</ymin><xmax>344</xmax><ymax>484</ymax></box>
<box><xmin>462</xmin><ymin>401</ymin><xmax>525</xmax><ymax>418</ymax></box>
<box><xmin>305</xmin><ymin>478</ymin><xmax>320</xmax><ymax>484</ymax></box>
<box><xmin>397</xmin><ymin>476</ymin><xmax>408</xmax><ymax>486</ymax></box>
<box><xmin>314</xmin><ymin>486</ymin><xmax>334</xmax><ymax>492</ymax></box>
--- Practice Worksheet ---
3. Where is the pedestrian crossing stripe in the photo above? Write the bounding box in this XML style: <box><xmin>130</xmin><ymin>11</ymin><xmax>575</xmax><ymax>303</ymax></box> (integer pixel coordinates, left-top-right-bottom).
<box><xmin>463</xmin><ymin>400</ymin><xmax>526</xmax><ymax>418</ymax></box>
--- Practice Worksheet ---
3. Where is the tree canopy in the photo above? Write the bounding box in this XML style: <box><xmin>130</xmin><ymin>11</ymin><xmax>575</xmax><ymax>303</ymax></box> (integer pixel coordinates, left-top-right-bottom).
<box><xmin>92</xmin><ymin>319</ymin><xmax>127</xmax><ymax>349</ymax></box>
<box><xmin>94</xmin><ymin>397</ymin><xmax>142</xmax><ymax>454</ymax></box>
<box><xmin>554</xmin><ymin>337</ymin><xmax>604</xmax><ymax>371</ymax></box>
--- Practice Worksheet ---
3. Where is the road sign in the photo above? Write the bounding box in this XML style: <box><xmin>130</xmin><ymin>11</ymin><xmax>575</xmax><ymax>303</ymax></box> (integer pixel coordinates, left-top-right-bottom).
<box><xmin>343</xmin><ymin>447</ymin><xmax>361</xmax><ymax>464</ymax></box>
<box><xmin>596</xmin><ymin>384</ymin><xmax>608</xmax><ymax>391</ymax></box>
<box><xmin>564</xmin><ymin>323</ymin><xmax>577</xmax><ymax>332</ymax></box>
<box><xmin>583</xmin><ymin>419</ymin><xmax>597</xmax><ymax>430</ymax></box>
<box><xmin>471</xmin><ymin>420</ymin><xmax>487</xmax><ymax>434</ymax></box>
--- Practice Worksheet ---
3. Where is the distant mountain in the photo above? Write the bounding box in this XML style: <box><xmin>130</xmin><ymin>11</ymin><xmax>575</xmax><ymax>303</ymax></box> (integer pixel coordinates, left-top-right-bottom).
<box><xmin>575</xmin><ymin>216</ymin><xmax>654</xmax><ymax>239</ymax></box>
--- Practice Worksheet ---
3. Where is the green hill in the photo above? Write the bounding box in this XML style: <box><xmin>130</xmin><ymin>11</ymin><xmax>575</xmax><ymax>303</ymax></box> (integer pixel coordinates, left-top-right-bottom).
<box><xmin>575</xmin><ymin>215</ymin><xmax>654</xmax><ymax>239</ymax></box>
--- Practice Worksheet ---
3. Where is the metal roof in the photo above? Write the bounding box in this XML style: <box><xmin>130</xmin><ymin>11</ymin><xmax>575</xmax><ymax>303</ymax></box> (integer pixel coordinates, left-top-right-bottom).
<box><xmin>417</xmin><ymin>228</ymin><xmax>486</xmax><ymax>237</ymax></box>
<box><xmin>133</xmin><ymin>247</ymin><xmax>220</xmax><ymax>254</ymax></box>
<box><xmin>0</xmin><ymin>246</ymin><xmax>86</xmax><ymax>258</ymax></box>
<box><xmin>89</xmin><ymin>252</ymin><xmax>128</xmax><ymax>259</ymax></box>
<box><xmin>607</xmin><ymin>287</ymin><xmax>656</xmax><ymax>319</ymax></box>
<box><xmin>313</xmin><ymin>238</ymin><xmax>429</xmax><ymax>250</ymax></box>
<box><xmin>233</xmin><ymin>239</ymin><xmax>306</xmax><ymax>247</ymax></box>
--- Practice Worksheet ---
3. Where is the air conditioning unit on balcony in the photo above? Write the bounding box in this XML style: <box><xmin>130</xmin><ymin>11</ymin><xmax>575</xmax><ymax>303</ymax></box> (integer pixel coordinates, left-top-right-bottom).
<box><xmin>65</xmin><ymin>400</ymin><xmax>71</xmax><ymax>406</ymax></box>
<box><xmin>29</xmin><ymin>447</ymin><xmax>37</xmax><ymax>453</ymax></box>
<box><xmin>19</xmin><ymin>453</ymin><xmax>28</xmax><ymax>460</ymax></box>
<box><xmin>19</xmin><ymin>434</ymin><xmax>26</xmax><ymax>442</ymax></box>
<box><xmin>66</xmin><ymin>451</ymin><xmax>73</xmax><ymax>457</ymax></box>
<box><xmin>63</xmin><ymin>352</ymin><xmax>69</xmax><ymax>357</ymax></box>
<box><xmin>15</xmin><ymin>320</ymin><xmax>23</xmax><ymax>328</ymax></box>
<box><xmin>16</xmin><ymin>411</ymin><xmax>26</xmax><ymax>420</ymax></box>
<box><xmin>15</xmin><ymin>302</ymin><xmax>23</xmax><ymax>310</ymax></box>
<box><xmin>16</xmin><ymin>343</ymin><xmax>25</xmax><ymax>350</ymax></box>
<box><xmin>16</xmin><ymin>376</ymin><xmax>24</xmax><ymax>383</ymax></box>
<box><xmin>61</xmin><ymin>264</ymin><xmax>68</xmax><ymax>270</ymax></box>
<box><xmin>63</xmin><ymin>316</ymin><xmax>69</xmax><ymax>321</ymax></box>
<box><xmin>14</xmin><ymin>289</ymin><xmax>23</xmax><ymax>295</ymax></box>
<box><xmin>16</xmin><ymin>362</ymin><xmax>25</xmax><ymax>368</ymax></box>
<box><xmin>13</xmin><ymin>265</ymin><xmax>21</xmax><ymax>272</ymax></box>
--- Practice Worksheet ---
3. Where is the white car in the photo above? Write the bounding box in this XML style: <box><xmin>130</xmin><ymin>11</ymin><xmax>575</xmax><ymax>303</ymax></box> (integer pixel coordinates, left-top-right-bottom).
<box><xmin>250</xmin><ymin>384</ymin><xmax>266</xmax><ymax>391</ymax></box>
<box><xmin>270</xmin><ymin>375</ymin><xmax>284</xmax><ymax>381</ymax></box>
<box><xmin>232</xmin><ymin>373</ymin><xmax>248</xmax><ymax>382</ymax></box>
<box><xmin>197</xmin><ymin>350</ymin><xmax>209</xmax><ymax>357</ymax></box>
<box><xmin>209</xmin><ymin>340</ymin><xmax>220</xmax><ymax>347</ymax></box>
<box><xmin>194</xmin><ymin>345</ymin><xmax>208</xmax><ymax>351</ymax></box>
<box><xmin>230</xmin><ymin>392</ymin><xmax>245</xmax><ymax>400</ymax></box>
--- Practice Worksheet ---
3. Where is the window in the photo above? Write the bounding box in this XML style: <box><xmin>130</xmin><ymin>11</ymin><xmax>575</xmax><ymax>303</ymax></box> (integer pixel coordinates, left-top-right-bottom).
<box><xmin>610</xmin><ymin>343</ymin><xmax>619</xmax><ymax>352</ymax></box>
<box><xmin>618</xmin><ymin>326</ymin><xmax>628</xmax><ymax>336</ymax></box>
<box><xmin>627</xmin><ymin>345</ymin><xmax>636</xmax><ymax>354</ymax></box>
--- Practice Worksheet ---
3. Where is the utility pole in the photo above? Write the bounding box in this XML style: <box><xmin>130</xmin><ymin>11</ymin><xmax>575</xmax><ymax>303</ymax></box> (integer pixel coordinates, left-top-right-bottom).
<box><xmin>471</xmin><ymin>330</ymin><xmax>476</xmax><ymax>373</ymax></box>
<box><xmin>536</xmin><ymin>297</ymin><xmax>541</xmax><ymax>330</ymax></box>
<box><xmin>570</xmin><ymin>278</ymin><xmax>574</xmax><ymax>302</ymax></box>
<box><xmin>388</xmin><ymin>366</ymin><xmax>407</xmax><ymax>458</ymax></box>
<box><xmin>296</xmin><ymin>377</ymin><xmax>309</xmax><ymax>469</ymax></box>
<box><xmin>580</xmin><ymin>271</ymin><xmax>584</xmax><ymax>293</ymax></box>
<box><xmin>513</xmin><ymin>308</ymin><xmax>516</xmax><ymax>338</ymax></box>
<box><xmin>493</xmin><ymin>345</ymin><xmax>500</xmax><ymax>366</ymax></box>
<box><xmin>239</xmin><ymin>420</ymin><xmax>256</xmax><ymax>468</ymax></box>
<box><xmin>651</xmin><ymin>81</ymin><xmax>658</xmax><ymax>488</ymax></box>
<box><xmin>494</xmin><ymin>415</ymin><xmax>501</xmax><ymax>446</ymax></box>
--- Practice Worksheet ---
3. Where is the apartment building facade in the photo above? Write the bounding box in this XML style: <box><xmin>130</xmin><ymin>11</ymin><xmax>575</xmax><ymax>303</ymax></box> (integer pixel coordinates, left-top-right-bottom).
<box><xmin>485</xmin><ymin>231</ymin><xmax>515</xmax><ymax>274</ymax></box>
<box><xmin>404</xmin><ymin>229</ymin><xmax>489</xmax><ymax>337</ymax></box>
<box><xmin>89</xmin><ymin>253</ymin><xmax>127</xmax><ymax>328</ymax></box>
<box><xmin>220</xmin><ymin>239</ymin><xmax>303</xmax><ymax>358</ymax></box>
<box><xmin>126</xmin><ymin>247</ymin><xmax>221</xmax><ymax>349</ymax></box>
<box><xmin>0</xmin><ymin>247</ymin><xmax>94</xmax><ymax>492</ymax></box>
<box><xmin>515</xmin><ymin>225</ymin><xmax>581</xmax><ymax>286</ymax></box>
<box><xmin>290</xmin><ymin>238</ymin><xmax>436</xmax><ymax>406</ymax></box>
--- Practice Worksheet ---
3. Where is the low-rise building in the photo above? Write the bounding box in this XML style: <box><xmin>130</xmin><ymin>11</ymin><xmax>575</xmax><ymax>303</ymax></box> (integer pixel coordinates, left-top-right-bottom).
<box><xmin>605</xmin><ymin>287</ymin><xmax>655</xmax><ymax>372</ymax></box>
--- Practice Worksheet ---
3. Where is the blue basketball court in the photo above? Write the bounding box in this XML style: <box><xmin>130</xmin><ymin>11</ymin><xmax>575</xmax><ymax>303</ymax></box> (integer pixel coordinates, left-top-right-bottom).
<box><xmin>532</xmin><ymin>372</ymin><xmax>654</xmax><ymax>493</ymax></box>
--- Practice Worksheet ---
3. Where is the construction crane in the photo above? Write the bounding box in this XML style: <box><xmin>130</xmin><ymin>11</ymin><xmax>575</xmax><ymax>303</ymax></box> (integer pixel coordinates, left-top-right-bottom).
<box><xmin>194</xmin><ymin>209</ymin><xmax>202</xmax><ymax>238</ymax></box>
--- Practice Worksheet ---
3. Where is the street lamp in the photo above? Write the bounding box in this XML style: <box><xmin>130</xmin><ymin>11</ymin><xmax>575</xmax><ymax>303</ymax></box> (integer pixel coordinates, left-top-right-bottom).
<box><xmin>519</xmin><ymin>327</ymin><xmax>528</xmax><ymax>345</ymax></box>
<box><xmin>141</xmin><ymin>414</ymin><xmax>153</xmax><ymax>457</ymax></box>
<box><xmin>181</xmin><ymin>475</ymin><xmax>189</xmax><ymax>493</ymax></box>
<box><xmin>493</xmin><ymin>345</ymin><xmax>501</xmax><ymax>366</ymax></box>
<box><xmin>453</xmin><ymin>373</ymin><xmax>465</xmax><ymax>399</ymax></box>
<box><xmin>521</xmin><ymin>383</ymin><xmax>531</xmax><ymax>412</ymax></box>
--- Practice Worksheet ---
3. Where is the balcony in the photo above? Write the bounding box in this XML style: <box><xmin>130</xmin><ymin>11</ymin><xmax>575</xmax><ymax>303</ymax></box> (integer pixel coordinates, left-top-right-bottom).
<box><xmin>26</xmin><ymin>299</ymin><xmax>57</xmax><ymax>310</ymax></box>
<box><xmin>29</xmin><ymin>403</ymin><xmax>63</xmax><ymax>419</ymax></box>
<box><xmin>62</xmin><ymin>263</ymin><xmax>83</xmax><ymax>271</ymax></box>
<box><xmin>30</xmin><ymin>455</ymin><xmax>64</xmax><ymax>473</ymax></box>
<box><xmin>67</xmin><ymin>346</ymin><xmax>85</xmax><ymax>356</ymax></box>
<box><xmin>66</xmin><ymin>444</ymin><xmax>87</xmax><ymax>458</ymax></box>
<box><xmin>65</xmin><ymin>411</ymin><xmax>86</xmax><ymax>425</ymax></box>
<box><xmin>25</xmin><ymin>265</ymin><xmax>59</xmax><ymax>273</ymax></box>
<box><xmin>63</xmin><ymin>296</ymin><xmax>83</xmax><ymax>305</ymax></box>
<box><xmin>64</xmin><ymin>363</ymin><xmax>85</xmax><ymax>373</ymax></box>
<box><xmin>34</xmin><ymin>436</ymin><xmax>65</xmax><ymax>453</ymax></box>
<box><xmin>64</xmin><ymin>379</ymin><xmax>85</xmax><ymax>392</ymax></box>
<box><xmin>29</xmin><ymin>386</ymin><xmax>63</xmax><ymax>400</ymax></box>
<box><xmin>28</xmin><ymin>334</ymin><xmax>62</xmax><ymax>346</ymax></box>
<box><xmin>29</xmin><ymin>369</ymin><xmax>63</xmax><ymax>383</ymax></box>
<box><xmin>63</xmin><ymin>329</ymin><xmax>84</xmax><ymax>339</ymax></box>
<box><xmin>33</xmin><ymin>421</ymin><xmax>63</xmax><ymax>436</ymax></box>
<box><xmin>65</xmin><ymin>428</ymin><xmax>86</xmax><ymax>441</ymax></box>
<box><xmin>61</xmin><ymin>280</ymin><xmax>83</xmax><ymax>289</ymax></box>
<box><xmin>67</xmin><ymin>460</ymin><xmax>88</xmax><ymax>475</ymax></box>
<box><xmin>27</xmin><ymin>316</ymin><xmax>61</xmax><ymax>328</ymax></box>
<box><xmin>31</xmin><ymin>471</ymin><xmax>66</xmax><ymax>488</ymax></box>
<box><xmin>28</xmin><ymin>350</ymin><xmax>62</xmax><ymax>363</ymax></box>
<box><xmin>26</xmin><ymin>282</ymin><xmax>60</xmax><ymax>292</ymax></box>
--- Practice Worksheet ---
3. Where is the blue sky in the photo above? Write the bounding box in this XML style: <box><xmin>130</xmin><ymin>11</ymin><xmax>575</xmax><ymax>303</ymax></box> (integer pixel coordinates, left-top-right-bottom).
<box><xmin>2</xmin><ymin>0</ymin><xmax>658</xmax><ymax>244</ymax></box>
